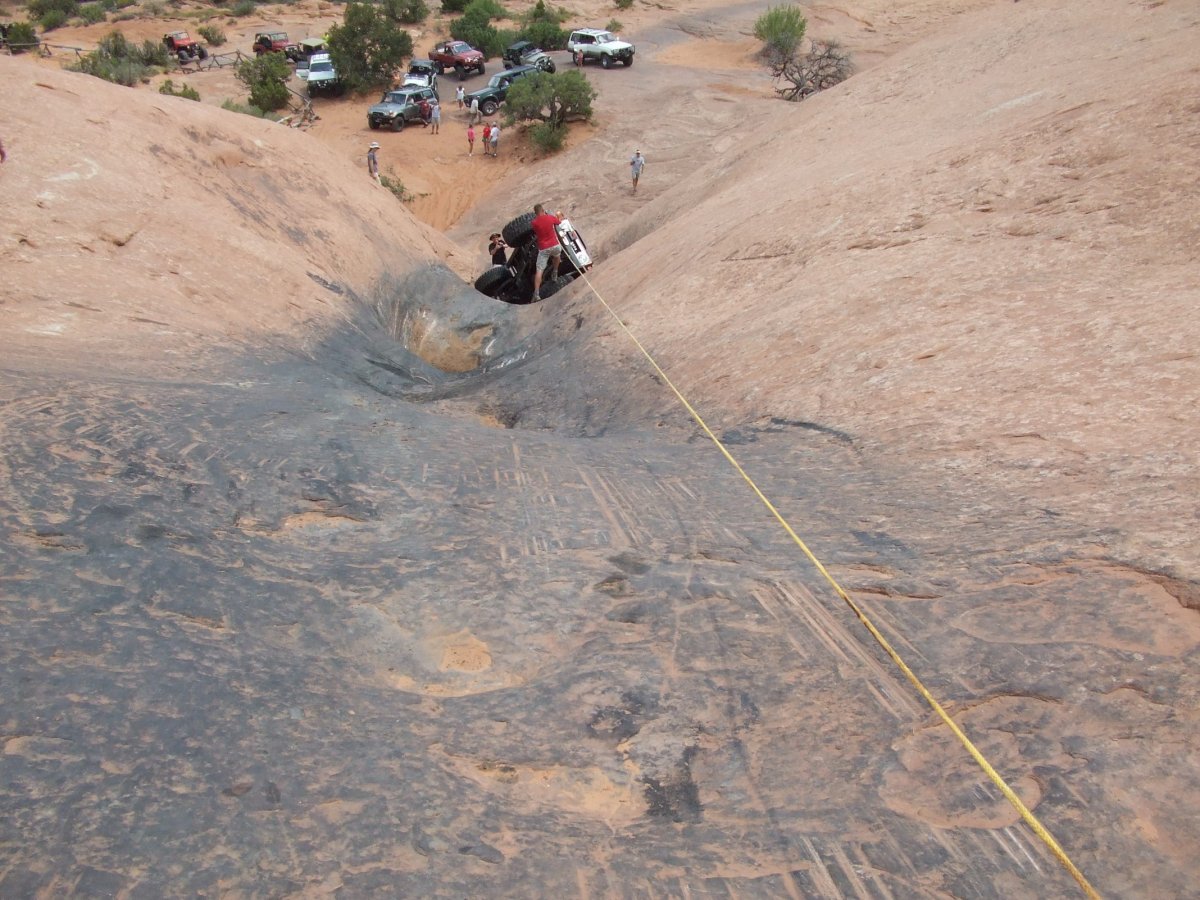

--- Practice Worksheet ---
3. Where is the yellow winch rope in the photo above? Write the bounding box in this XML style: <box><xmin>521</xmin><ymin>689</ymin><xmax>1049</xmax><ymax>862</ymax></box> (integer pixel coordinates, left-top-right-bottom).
<box><xmin>577</xmin><ymin>272</ymin><xmax>1100</xmax><ymax>899</ymax></box>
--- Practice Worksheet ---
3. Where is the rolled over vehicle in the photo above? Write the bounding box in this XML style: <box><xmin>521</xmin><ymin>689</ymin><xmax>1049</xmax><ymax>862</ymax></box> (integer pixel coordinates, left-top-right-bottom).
<box><xmin>474</xmin><ymin>212</ymin><xmax>592</xmax><ymax>305</ymax></box>
<box><xmin>402</xmin><ymin>59</ymin><xmax>439</xmax><ymax>96</ymax></box>
<box><xmin>502</xmin><ymin>39</ymin><xmax>556</xmax><ymax>73</ymax></box>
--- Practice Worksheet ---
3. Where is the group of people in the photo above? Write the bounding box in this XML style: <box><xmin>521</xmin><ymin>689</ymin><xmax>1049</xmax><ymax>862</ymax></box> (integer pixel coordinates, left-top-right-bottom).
<box><xmin>466</xmin><ymin>122</ymin><xmax>502</xmax><ymax>157</ymax></box>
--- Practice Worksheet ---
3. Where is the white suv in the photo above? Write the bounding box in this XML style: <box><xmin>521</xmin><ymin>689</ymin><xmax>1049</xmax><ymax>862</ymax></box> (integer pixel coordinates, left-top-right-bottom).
<box><xmin>567</xmin><ymin>28</ymin><xmax>635</xmax><ymax>68</ymax></box>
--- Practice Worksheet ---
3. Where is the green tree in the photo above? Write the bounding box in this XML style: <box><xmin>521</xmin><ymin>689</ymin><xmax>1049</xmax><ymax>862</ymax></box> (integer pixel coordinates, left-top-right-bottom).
<box><xmin>236</xmin><ymin>51</ymin><xmax>291</xmax><ymax>111</ymax></box>
<box><xmin>450</xmin><ymin>3</ymin><xmax>503</xmax><ymax>57</ymax></box>
<box><xmin>753</xmin><ymin>4</ymin><xmax>806</xmax><ymax>64</ymax></box>
<box><xmin>503</xmin><ymin>69</ymin><xmax>594</xmax><ymax>128</ymax></box>
<box><xmin>327</xmin><ymin>2</ymin><xmax>413</xmax><ymax>93</ymax></box>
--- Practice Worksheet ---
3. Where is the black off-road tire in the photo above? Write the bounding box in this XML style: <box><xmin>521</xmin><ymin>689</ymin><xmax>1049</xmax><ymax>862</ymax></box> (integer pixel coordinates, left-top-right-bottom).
<box><xmin>477</xmin><ymin>62</ymin><xmax>486</xmax><ymax>75</ymax></box>
<box><xmin>502</xmin><ymin>212</ymin><xmax>536</xmax><ymax>247</ymax></box>
<box><xmin>540</xmin><ymin>273</ymin><xmax>576</xmax><ymax>300</ymax></box>
<box><xmin>481</xmin><ymin>99</ymin><xmax>498</xmax><ymax>116</ymax></box>
<box><xmin>198</xmin><ymin>46</ymin><xmax>208</xmax><ymax>60</ymax></box>
<box><xmin>392</xmin><ymin>116</ymin><xmax>405</xmax><ymax>132</ymax></box>
<box><xmin>474</xmin><ymin>265</ymin><xmax>512</xmax><ymax>297</ymax></box>
<box><xmin>601</xmin><ymin>54</ymin><xmax>612</xmax><ymax>69</ymax></box>
<box><xmin>369</xmin><ymin>119</ymin><xmax>380</xmax><ymax>130</ymax></box>
<box><xmin>623</xmin><ymin>56</ymin><xmax>632</xmax><ymax>67</ymax></box>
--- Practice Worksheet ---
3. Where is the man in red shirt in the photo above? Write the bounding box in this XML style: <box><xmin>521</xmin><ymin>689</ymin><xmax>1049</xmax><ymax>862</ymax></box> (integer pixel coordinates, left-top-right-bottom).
<box><xmin>530</xmin><ymin>203</ymin><xmax>563</xmax><ymax>301</ymax></box>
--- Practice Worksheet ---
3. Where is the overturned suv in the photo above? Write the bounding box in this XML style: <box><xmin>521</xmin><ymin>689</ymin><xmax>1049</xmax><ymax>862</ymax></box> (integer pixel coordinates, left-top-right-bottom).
<box><xmin>474</xmin><ymin>212</ymin><xmax>592</xmax><ymax>304</ymax></box>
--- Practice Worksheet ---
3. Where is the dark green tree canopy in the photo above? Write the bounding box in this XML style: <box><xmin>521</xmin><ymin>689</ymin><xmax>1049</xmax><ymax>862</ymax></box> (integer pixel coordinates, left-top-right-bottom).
<box><xmin>327</xmin><ymin>2</ymin><xmax>415</xmax><ymax>93</ymax></box>
<box><xmin>503</xmin><ymin>69</ymin><xmax>595</xmax><ymax>128</ymax></box>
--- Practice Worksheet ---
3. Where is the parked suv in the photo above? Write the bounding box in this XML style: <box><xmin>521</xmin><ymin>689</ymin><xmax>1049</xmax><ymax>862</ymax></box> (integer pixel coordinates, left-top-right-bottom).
<box><xmin>567</xmin><ymin>28</ymin><xmax>635</xmax><ymax>68</ymax></box>
<box><xmin>463</xmin><ymin>65</ymin><xmax>539</xmax><ymax>117</ymax></box>
<box><xmin>428</xmin><ymin>40</ymin><xmax>486</xmax><ymax>80</ymax></box>
<box><xmin>300</xmin><ymin>53</ymin><xmax>339</xmax><ymax>95</ymax></box>
<box><xmin>367</xmin><ymin>86</ymin><xmax>438</xmax><ymax>131</ymax></box>
<box><xmin>502</xmin><ymin>40</ymin><xmax>556</xmax><ymax>73</ymax></box>
<box><xmin>474</xmin><ymin>212</ymin><xmax>592</xmax><ymax>305</ymax></box>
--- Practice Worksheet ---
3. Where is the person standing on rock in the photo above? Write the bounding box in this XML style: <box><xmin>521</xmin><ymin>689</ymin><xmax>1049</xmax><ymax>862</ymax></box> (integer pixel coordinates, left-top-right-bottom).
<box><xmin>488</xmin><ymin>121</ymin><xmax>500</xmax><ymax>157</ymax></box>
<box><xmin>466</xmin><ymin>124</ymin><xmax>476</xmax><ymax>157</ymax></box>
<box><xmin>481</xmin><ymin>122</ymin><xmax>491</xmax><ymax>156</ymax></box>
<box><xmin>630</xmin><ymin>149</ymin><xmax>645</xmax><ymax>193</ymax></box>
<box><xmin>456</xmin><ymin>85</ymin><xmax>465</xmax><ymax>109</ymax></box>
<box><xmin>367</xmin><ymin>141</ymin><xmax>380</xmax><ymax>182</ymax></box>
<box><xmin>431</xmin><ymin>100</ymin><xmax>441</xmax><ymax>134</ymax></box>
<box><xmin>530</xmin><ymin>203</ymin><xmax>563</xmax><ymax>302</ymax></box>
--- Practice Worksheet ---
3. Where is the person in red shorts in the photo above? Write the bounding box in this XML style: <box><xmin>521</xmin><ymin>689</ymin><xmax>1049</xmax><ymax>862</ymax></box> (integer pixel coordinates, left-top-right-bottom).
<box><xmin>530</xmin><ymin>203</ymin><xmax>563</xmax><ymax>301</ymax></box>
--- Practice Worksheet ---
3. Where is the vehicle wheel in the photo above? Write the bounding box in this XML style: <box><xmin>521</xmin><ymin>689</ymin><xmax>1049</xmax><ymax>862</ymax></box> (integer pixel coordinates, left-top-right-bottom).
<box><xmin>502</xmin><ymin>212</ymin><xmax>536</xmax><ymax>247</ymax></box>
<box><xmin>601</xmin><ymin>54</ymin><xmax>612</xmax><ymax>69</ymax></box>
<box><xmin>540</xmin><ymin>273</ymin><xmax>576</xmax><ymax>300</ymax></box>
<box><xmin>434</xmin><ymin>61</ymin><xmax>444</xmax><ymax>74</ymax></box>
<box><xmin>474</xmin><ymin>265</ymin><xmax>512</xmax><ymax>297</ymax></box>
<box><xmin>544</xmin><ymin>61</ymin><xmax>556</xmax><ymax>73</ymax></box>
<box><xmin>392</xmin><ymin>117</ymin><xmax>405</xmax><ymax>132</ymax></box>
<box><xmin>198</xmin><ymin>46</ymin><xmax>208</xmax><ymax>60</ymax></box>
<box><xmin>478</xmin><ymin>63</ymin><xmax>486</xmax><ymax>75</ymax></box>
<box><xmin>623</xmin><ymin>56</ymin><xmax>632</xmax><ymax>67</ymax></box>
<box><xmin>369</xmin><ymin>119</ymin><xmax>380</xmax><ymax>130</ymax></box>
<box><xmin>481</xmin><ymin>100</ymin><xmax>498</xmax><ymax>116</ymax></box>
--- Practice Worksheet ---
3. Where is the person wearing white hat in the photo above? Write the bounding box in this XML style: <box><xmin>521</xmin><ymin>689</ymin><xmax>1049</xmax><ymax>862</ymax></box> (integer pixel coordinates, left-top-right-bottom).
<box><xmin>630</xmin><ymin>149</ymin><xmax>645</xmax><ymax>193</ymax></box>
<box><xmin>367</xmin><ymin>141</ymin><xmax>381</xmax><ymax>182</ymax></box>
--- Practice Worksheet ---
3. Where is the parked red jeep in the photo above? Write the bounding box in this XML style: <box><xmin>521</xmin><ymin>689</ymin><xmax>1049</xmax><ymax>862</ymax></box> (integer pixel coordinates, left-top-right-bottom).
<box><xmin>162</xmin><ymin>31</ymin><xmax>208</xmax><ymax>62</ymax></box>
<box><xmin>253</xmin><ymin>31</ymin><xmax>299</xmax><ymax>60</ymax></box>
<box><xmin>428</xmin><ymin>40</ymin><xmax>486</xmax><ymax>80</ymax></box>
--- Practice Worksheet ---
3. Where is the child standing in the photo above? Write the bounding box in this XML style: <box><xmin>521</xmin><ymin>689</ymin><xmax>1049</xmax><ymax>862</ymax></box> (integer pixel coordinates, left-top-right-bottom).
<box><xmin>466</xmin><ymin>124</ymin><xmax>475</xmax><ymax>156</ymax></box>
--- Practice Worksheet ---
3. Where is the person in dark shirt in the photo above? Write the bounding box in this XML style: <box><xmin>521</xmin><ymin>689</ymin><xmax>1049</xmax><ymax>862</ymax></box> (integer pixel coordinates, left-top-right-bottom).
<box><xmin>488</xmin><ymin>233</ymin><xmax>507</xmax><ymax>266</ymax></box>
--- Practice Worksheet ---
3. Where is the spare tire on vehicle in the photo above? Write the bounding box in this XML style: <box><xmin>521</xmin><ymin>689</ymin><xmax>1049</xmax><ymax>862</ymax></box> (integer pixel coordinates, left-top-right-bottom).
<box><xmin>474</xmin><ymin>265</ymin><xmax>512</xmax><ymax>297</ymax></box>
<box><xmin>501</xmin><ymin>212</ymin><xmax>536</xmax><ymax>247</ymax></box>
<box><xmin>540</xmin><ymin>273</ymin><xmax>577</xmax><ymax>300</ymax></box>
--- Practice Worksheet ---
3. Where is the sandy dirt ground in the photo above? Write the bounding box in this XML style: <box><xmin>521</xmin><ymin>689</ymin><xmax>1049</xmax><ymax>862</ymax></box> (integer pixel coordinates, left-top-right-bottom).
<box><xmin>2</xmin><ymin>0</ymin><xmax>1199</xmax><ymax>896</ymax></box>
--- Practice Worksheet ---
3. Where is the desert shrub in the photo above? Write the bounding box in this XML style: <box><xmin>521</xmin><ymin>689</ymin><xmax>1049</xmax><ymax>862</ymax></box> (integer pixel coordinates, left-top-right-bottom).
<box><xmin>527</xmin><ymin>121</ymin><xmax>565</xmax><ymax>154</ymax></box>
<box><xmin>327</xmin><ymin>2</ymin><xmax>413</xmax><ymax>92</ymax></box>
<box><xmin>79</xmin><ymin>3</ymin><xmax>108</xmax><ymax>24</ymax></box>
<box><xmin>139</xmin><ymin>38</ymin><xmax>169</xmax><ymax>66</ymax></box>
<box><xmin>380</xmin><ymin>174</ymin><xmax>412</xmax><ymax>201</ymax></box>
<box><xmin>504</xmin><ymin>68</ymin><xmax>593</xmax><ymax>127</ymax></box>
<box><xmin>382</xmin><ymin>0</ymin><xmax>427</xmax><ymax>24</ymax></box>
<box><xmin>519</xmin><ymin>21</ymin><xmax>567</xmax><ymax>50</ymax></box>
<box><xmin>522</xmin><ymin>0</ymin><xmax>562</xmax><ymax>24</ymax></box>
<box><xmin>440</xmin><ymin>0</ymin><xmax>469</xmax><ymax>12</ymax></box>
<box><xmin>26</xmin><ymin>0</ymin><xmax>74</xmax><ymax>18</ymax></box>
<box><xmin>39</xmin><ymin>8</ymin><xmax>68</xmax><ymax>29</ymax></box>
<box><xmin>771</xmin><ymin>38</ymin><xmax>853</xmax><ymax>100</ymax></box>
<box><xmin>221</xmin><ymin>98</ymin><xmax>268</xmax><ymax>117</ymax></box>
<box><xmin>142</xmin><ymin>0</ymin><xmax>164</xmax><ymax>14</ymax></box>
<box><xmin>753</xmin><ymin>4</ymin><xmax>805</xmax><ymax>63</ymax></box>
<box><xmin>236</xmin><ymin>50</ymin><xmax>290</xmax><ymax>110</ymax></box>
<box><xmin>3</xmin><ymin>21</ymin><xmax>39</xmax><ymax>52</ymax></box>
<box><xmin>230</xmin><ymin>0</ymin><xmax>255</xmax><ymax>15</ymax></box>
<box><xmin>604</xmin><ymin>18</ymin><xmax>620</xmax><ymax>32</ymax></box>
<box><xmin>159</xmin><ymin>78</ymin><xmax>200</xmax><ymax>100</ymax></box>
<box><xmin>463</xmin><ymin>0</ymin><xmax>506</xmax><ymax>18</ymax></box>
<box><xmin>198</xmin><ymin>24</ymin><xmax>226</xmax><ymax>45</ymax></box>
<box><xmin>614</xmin><ymin>0</ymin><xmax>632</xmax><ymax>9</ymax></box>
<box><xmin>73</xmin><ymin>30</ymin><xmax>167</xmax><ymax>84</ymax></box>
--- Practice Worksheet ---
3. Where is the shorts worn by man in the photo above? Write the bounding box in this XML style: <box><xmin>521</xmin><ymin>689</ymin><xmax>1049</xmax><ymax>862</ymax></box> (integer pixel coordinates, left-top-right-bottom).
<box><xmin>530</xmin><ymin>203</ymin><xmax>562</xmax><ymax>301</ymax></box>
